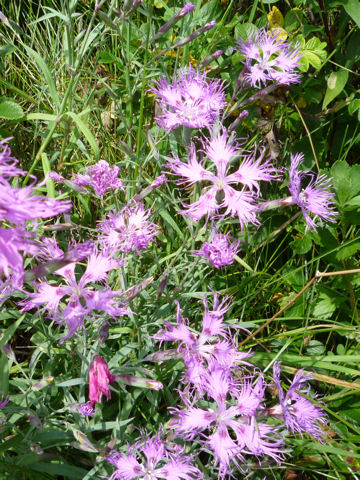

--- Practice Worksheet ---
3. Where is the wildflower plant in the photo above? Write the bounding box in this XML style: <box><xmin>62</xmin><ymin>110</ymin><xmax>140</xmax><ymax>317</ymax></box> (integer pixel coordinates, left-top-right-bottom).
<box><xmin>0</xmin><ymin>2</ymin><xmax>357</xmax><ymax>480</ymax></box>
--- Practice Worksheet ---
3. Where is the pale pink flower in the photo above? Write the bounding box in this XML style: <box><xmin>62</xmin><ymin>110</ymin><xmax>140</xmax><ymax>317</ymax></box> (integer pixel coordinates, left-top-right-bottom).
<box><xmin>167</xmin><ymin>129</ymin><xmax>279</xmax><ymax>227</ymax></box>
<box><xmin>106</xmin><ymin>432</ymin><xmax>202</xmax><ymax>480</ymax></box>
<box><xmin>287</xmin><ymin>153</ymin><xmax>337</xmax><ymax>231</ymax></box>
<box><xmin>271</xmin><ymin>362</ymin><xmax>328</xmax><ymax>441</ymax></box>
<box><xmin>20</xmin><ymin>242</ymin><xmax>130</xmax><ymax>342</ymax></box>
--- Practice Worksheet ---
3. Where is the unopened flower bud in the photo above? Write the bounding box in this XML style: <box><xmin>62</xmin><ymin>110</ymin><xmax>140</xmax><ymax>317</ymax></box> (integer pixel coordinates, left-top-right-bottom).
<box><xmin>115</xmin><ymin>374</ymin><xmax>163</xmax><ymax>390</ymax></box>
<box><xmin>151</xmin><ymin>3</ymin><xmax>195</xmax><ymax>43</ymax></box>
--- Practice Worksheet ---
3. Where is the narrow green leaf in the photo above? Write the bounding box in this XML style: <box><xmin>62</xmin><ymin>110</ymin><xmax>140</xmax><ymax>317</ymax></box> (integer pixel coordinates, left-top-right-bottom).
<box><xmin>25</xmin><ymin>112</ymin><xmax>59</xmax><ymax>122</ymax></box>
<box><xmin>66</xmin><ymin>111</ymin><xmax>100</xmax><ymax>160</ymax></box>
<box><xmin>323</xmin><ymin>70</ymin><xmax>349</xmax><ymax>109</ymax></box>
<box><xmin>41</xmin><ymin>153</ymin><xmax>55</xmax><ymax>198</ymax></box>
<box><xmin>0</xmin><ymin>44</ymin><xmax>16</xmax><ymax>56</ymax></box>
<box><xmin>158</xmin><ymin>208</ymin><xmax>184</xmax><ymax>239</ymax></box>
<box><xmin>0</xmin><ymin>100</ymin><xmax>23</xmax><ymax>120</ymax></box>
<box><xmin>24</xmin><ymin>46</ymin><xmax>61</xmax><ymax>111</ymax></box>
<box><xmin>0</xmin><ymin>315</ymin><xmax>25</xmax><ymax>349</ymax></box>
<box><xmin>0</xmin><ymin>353</ymin><xmax>9</xmax><ymax>396</ymax></box>
<box><xmin>30</xmin><ymin>463</ymin><xmax>88</xmax><ymax>479</ymax></box>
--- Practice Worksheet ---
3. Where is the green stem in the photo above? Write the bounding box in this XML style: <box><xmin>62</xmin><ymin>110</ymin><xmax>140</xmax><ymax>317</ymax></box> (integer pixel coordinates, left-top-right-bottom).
<box><xmin>135</xmin><ymin>2</ymin><xmax>154</xmax><ymax>182</ymax></box>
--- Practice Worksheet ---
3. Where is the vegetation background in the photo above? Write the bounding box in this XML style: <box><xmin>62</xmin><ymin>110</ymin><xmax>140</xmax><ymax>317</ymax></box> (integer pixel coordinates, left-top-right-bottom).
<box><xmin>0</xmin><ymin>0</ymin><xmax>360</xmax><ymax>479</ymax></box>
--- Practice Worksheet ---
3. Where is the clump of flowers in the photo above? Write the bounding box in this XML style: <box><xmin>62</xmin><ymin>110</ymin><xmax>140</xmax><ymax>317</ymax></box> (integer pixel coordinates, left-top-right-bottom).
<box><xmin>287</xmin><ymin>152</ymin><xmax>337</xmax><ymax>231</ymax></box>
<box><xmin>99</xmin><ymin>204</ymin><xmax>158</xmax><ymax>254</ymax></box>
<box><xmin>20</xmin><ymin>241</ymin><xmax>130</xmax><ymax>342</ymax></box>
<box><xmin>0</xmin><ymin>139</ymin><xmax>71</xmax><ymax>297</ymax></box>
<box><xmin>72</xmin><ymin>160</ymin><xmax>124</xmax><ymax>196</ymax></box>
<box><xmin>151</xmin><ymin>66</ymin><xmax>226</xmax><ymax>130</ymax></box>
<box><xmin>105</xmin><ymin>431</ymin><xmax>202</xmax><ymax>480</ymax></box>
<box><xmin>167</xmin><ymin>129</ymin><xmax>280</xmax><ymax>227</ymax></box>
<box><xmin>193</xmin><ymin>231</ymin><xmax>240</xmax><ymax>268</ymax></box>
<box><xmin>154</xmin><ymin>294</ymin><xmax>252</xmax><ymax>388</ymax></box>
<box><xmin>151</xmin><ymin>292</ymin><xmax>328</xmax><ymax>478</ymax></box>
<box><xmin>237</xmin><ymin>28</ymin><xmax>302</xmax><ymax>88</ymax></box>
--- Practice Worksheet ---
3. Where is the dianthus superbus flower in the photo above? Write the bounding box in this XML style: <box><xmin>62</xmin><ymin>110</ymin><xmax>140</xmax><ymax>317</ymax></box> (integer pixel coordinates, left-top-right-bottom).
<box><xmin>171</xmin><ymin>368</ymin><xmax>283</xmax><ymax>477</ymax></box>
<box><xmin>105</xmin><ymin>432</ymin><xmax>202</xmax><ymax>480</ymax></box>
<box><xmin>287</xmin><ymin>153</ymin><xmax>337</xmax><ymax>231</ymax></box>
<box><xmin>154</xmin><ymin>294</ymin><xmax>252</xmax><ymax>388</ymax></box>
<box><xmin>99</xmin><ymin>204</ymin><xmax>158</xmax><ymax>254</ymax></box>
<box><xmin>20</xmin><ymin>242</ymin><xmax>130</xmax><ymax>342</ymax></box>
<box><xmin>193</xmin><ymin>231</ymin><xmax>240</xmax><ymax>268</ymax></box>
<box><xmin>72</xmin><ymin>160</ymin><xmax>124</xmax><ymax>196</ymax></box>
<box><xmin>271</xmin><ymin>362</ymin><xmax>328</xmax><ymax>441</ymax></box>
<box><xmin>152</xmin><ymin>66</ymin><xmax>226</xmax><ymax>130</ymax></box>
<box><xmin>237</xmin><ymin>28</ymin><xmax>302</xmax><ymax>88</ymax></box>
<box><xmin>167</xmin><ymin>129</ymin><xmax>279</xmax><ymax>227</ymax></box>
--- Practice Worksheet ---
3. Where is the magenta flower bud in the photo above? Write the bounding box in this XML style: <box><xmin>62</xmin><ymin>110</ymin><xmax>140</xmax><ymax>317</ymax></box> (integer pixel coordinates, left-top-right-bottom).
<box><xmin>131</xmin><ymin>175</ymin><xmax>167</xmax><ymax>203</ymax></box>
<box><xmin>89</xmin><ymin>356</ymin><xmax>116</xmax><ymax>404</ymax></box>
<box><xmin>199</xmin><ymin>49</ymin><xmax>222</xmax><ymax>68</ymax></box>
<box><xmin>239</xmin><ymin>109</ymin><xmax>249</xmax><ymax>119</ymax></box>
<box><xmin>152</xmin><ymin>3</ymin><xmax>195</xmax><ymax>43</ymax></box>
<box><xmin>172</xmin><ymin>20</ymin><xmax>217</xmax><ymax>49</ymax></box>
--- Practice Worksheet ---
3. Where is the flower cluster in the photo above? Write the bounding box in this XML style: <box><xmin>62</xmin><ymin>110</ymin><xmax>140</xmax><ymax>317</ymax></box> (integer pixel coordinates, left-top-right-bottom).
<box><xmin>153</xmin><ymin>293</ymin><xmax>328</xmax><ymax>478</ymax></box>
<box><xmin>193</xmin><ymin>231</ymin><xmax>240</xmax><ymax>268</ymax></box>
<box><xmin>106</xmin><ymin>431</ymin><xmax>202</xmax><ymax>480</ymax></box>
<box><xmin>20</xmin><ymin>240</ymin><xmax>131</xmax><ymax>342</ymax></box>
<box><xmin>0</xmin><ymin>139</ymin><xmax>71</xmax><ymax>297</ymax></box>
<box><xmin>237</xmin><ymin>28</ymin><xmax>302</xmax><ymax>88</ymax></box>
<box><xmin>99</xmin><ymin>204</ymin><xmax>159</xmax><ymax>254</ymax></box>
<box><xmin>72</xmin><ymin>160</ymin><xmax>124</xmax><ymax>196</ymax></box>
<box><xmin>151</xmin><ymin>66</ymin><xmax>226</xmax><ymax>130</ymax></box>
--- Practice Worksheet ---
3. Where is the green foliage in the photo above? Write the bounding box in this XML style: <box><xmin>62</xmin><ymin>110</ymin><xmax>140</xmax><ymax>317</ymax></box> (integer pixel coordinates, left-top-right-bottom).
<box><xmin>0</xmin><ymin>0</ymin><xmax>359</xmax><ymax>479</ymax></box>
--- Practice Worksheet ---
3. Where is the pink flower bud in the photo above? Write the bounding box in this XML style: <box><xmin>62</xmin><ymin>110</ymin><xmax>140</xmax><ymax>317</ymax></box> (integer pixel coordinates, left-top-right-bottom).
<box><xmin>89</xmin><ymin>356</ymin><xmax>116</xmax><ymax>404</ymax></box>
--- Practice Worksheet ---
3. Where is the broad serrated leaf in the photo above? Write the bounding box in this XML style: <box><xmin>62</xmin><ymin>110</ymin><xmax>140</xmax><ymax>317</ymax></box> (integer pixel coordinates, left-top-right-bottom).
<box><xmin>323</xmin><ymin>70</ymin><xmax>349</xmax><ymax>109</ymax></box>
<box><xmin>305</xmin><ymin>340</ymin><xmax>326</xmax><ymax>355</ymax></box>
<box><xmin>313</xmin><ymin>293</ymin><xmax>337</xmax><ymax>318</ymax></box>
<box><xmin>331</xmin><ymin>160</ymin><xmax>360</xmax><ymax>206</ymax></box>
<box><xmin>0</xmin><ymin>99</ymin><xmax>23</xmax><ymax>119</ymax></box>
<box><xmin>235</xmin><ymin>23</ymin><xmax>258</xmax><ymax>42</ymax></box>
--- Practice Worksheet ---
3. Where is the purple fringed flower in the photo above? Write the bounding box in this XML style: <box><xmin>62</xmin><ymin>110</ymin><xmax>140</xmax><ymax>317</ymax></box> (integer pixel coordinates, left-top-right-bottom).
<box><xmin>0</xmin><ymin>182</ymin><xmax>71</xmax><ymax>224</ymax></box>
<box><xmin>287</xmin><ymin>153</ymin><xmax>337</xmax><ymax>231</ymax></box>
<box><xmin>237</xmin><ymin>28</ymin><xmax>302</xmax><ymax>88</ymax></box>
<box><xmin>99</xmin><ymin>204</ymin><xmax>158</xmax><ymax>254</ymax></box>
<box><xmin>0</xmin><ymin>138</ymin><xmax>26</xmax><ymax>181</ymax></box>
<box><xmin>171</xmin><ymin>368</ymin><xmax>283</xmax><ymax>478</ymax></box>
<box><xmin>152</xmin><ymin>66</ymin><xmax>226</xmax><ymax>130</ymax></box>
<box><xmin>72</xmin><ymin>160</ymin><xmax>124</xmax><ymax>196</ymax></box>
<box><xmin>271</xmin><ymin>362</ymin><xmax>328</xmax><ymax>441</ymax></box>
<box><xmin>154</xmin><ymin>294</ymin><xmax>252</xmax><ymax>389</ymax></box>
<box><xmin>167</xmin><ymin>129</ymin><xmax>280</xmax><ymax>227</ymax></box>
<box><xmin>105</xmin><ymin>432</ymin><xmax>202</xmax><ymax>480</ymax></box>
<box><xmin>193</xmin><ymin>231</ymin><xmax>240</xmax><ymax>268</ymax></box>
<box><xmin>19</xmin><ymin>242</ymin><xmax>130</xmax><ymax>342</ymax></box>
<box><xmin>79</xmin><ymin>401</ymin><xmax>96</xmax><ymax>416</ymax></box>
